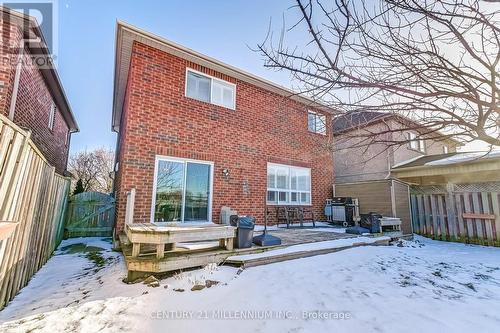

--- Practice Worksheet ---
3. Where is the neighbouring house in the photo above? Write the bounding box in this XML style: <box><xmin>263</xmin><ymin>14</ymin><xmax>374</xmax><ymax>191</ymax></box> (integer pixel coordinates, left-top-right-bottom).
<box><xmin>111</xmin><ymin>22</ymin><xmax>334</xmax><ymax>233</ymax></box>
<box><xmin>0</xmin><ymin>7</ymin><xmax>79</xmax><ymax>174</ymax></box>
<box><xmin>332</xmin><ymin>111</ymin><xmax>461</xmax><ymax>235</ymax></box>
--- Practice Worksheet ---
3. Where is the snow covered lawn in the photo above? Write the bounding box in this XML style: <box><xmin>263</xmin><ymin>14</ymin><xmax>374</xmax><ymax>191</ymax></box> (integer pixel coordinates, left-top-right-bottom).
<box><xmin>1</xmin><ymin>236</ymin><xmax>500</xmax><ymax>333</ymax></box>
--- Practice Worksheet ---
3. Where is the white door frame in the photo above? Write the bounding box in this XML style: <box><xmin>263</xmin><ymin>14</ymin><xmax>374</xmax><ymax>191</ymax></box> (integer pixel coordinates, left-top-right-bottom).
<box><xmin>151</xmin><ymin>155</ymin><xmax>214</xmax><ymax>224</ymax></box>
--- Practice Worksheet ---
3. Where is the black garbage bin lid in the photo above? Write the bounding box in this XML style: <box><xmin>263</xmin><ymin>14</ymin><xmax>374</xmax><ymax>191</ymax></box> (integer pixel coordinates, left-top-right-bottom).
<box><xmin>233</xmin><ymin>216</ymin><xmax>255</xmax><ymax>229</ymax></box>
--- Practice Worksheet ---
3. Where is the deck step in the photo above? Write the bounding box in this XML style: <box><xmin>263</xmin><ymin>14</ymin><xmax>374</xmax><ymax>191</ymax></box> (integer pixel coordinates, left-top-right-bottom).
<box><xmin>225</xmin><ymin>237</ymin><xmax>391</xmax><ymax>268</ymax></box>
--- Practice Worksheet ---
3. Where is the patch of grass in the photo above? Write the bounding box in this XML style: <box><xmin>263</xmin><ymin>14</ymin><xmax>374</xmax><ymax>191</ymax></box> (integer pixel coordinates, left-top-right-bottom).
<box><xmin>85</xmin><ymin>252</ymin><xmax>106</xmax><ymax>267</ymax></box>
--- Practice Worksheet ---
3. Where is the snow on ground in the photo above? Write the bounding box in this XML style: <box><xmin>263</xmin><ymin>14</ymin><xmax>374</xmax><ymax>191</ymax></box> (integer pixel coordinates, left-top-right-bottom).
<box><xmin>1</xmin><ymin>236</ymin><xmax>500</xmax><ymax>333</ymax></box>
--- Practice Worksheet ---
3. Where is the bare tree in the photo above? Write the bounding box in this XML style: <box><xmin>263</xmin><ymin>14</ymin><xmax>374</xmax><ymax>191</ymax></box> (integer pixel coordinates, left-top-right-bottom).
<box><xmin>258</xmin><ymin>0</ymin><xmax>500</xmax><ymax>151</ymax></box>
<box><xmin>68</xmin><ymin>148</ymin><xmax>114</xmax><ymax>193</ymax></box>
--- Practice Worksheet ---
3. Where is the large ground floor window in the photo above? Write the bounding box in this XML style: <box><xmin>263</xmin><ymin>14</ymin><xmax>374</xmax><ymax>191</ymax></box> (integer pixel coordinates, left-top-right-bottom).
<box><xmin>267</xmin><ymin>163</ymin><xmax>311</xmax><ymax>205</ymax></box>
<box><xmin>152</xmin><ymin>156</ymin><xmax>213</xmax><ymax>223</ymax></box>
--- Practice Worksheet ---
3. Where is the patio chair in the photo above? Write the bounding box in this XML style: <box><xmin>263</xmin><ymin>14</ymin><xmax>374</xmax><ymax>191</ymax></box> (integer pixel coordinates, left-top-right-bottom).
<box><xmin>299</xmin><ymin>207</ymin><xmax>316</xmax><ymax>228</ymax></box>
<box><xmin>276</xmin><ymin>206</ymin><xmax>303</xmax><ymax>228</ymax></box>
<box><xmin>276</xmin><ymin>206</ymin><xmax>289</xmax><ymax>227</ymax></box>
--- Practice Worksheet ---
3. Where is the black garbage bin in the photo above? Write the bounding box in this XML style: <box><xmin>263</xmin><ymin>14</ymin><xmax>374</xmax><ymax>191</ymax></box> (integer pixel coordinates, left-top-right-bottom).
<box><xmin>229</xmin><ymin>215</ymin><xmax>255</xmax><ymax>248</ymax></box>
<box><xmin>360</xmin><ymin>212</ymin><xmax>382</xmax><ymax>233</ymax></box>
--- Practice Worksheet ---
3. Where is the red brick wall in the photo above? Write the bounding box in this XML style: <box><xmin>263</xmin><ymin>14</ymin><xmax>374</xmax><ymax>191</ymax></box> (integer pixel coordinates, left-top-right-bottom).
<box><xmin>0</xmin><ymin>19</ymin><xmax>21</xmax><ymax>118</ymax></box>
<box><xmin>114</xmin><ymin>41</ymin><xmax>334</xmax><ymax>231</ymax></box>
<box><xmin>1</xmin><ymin>20</ymin><xmax>70</xmax><ymax>174</ymax></box>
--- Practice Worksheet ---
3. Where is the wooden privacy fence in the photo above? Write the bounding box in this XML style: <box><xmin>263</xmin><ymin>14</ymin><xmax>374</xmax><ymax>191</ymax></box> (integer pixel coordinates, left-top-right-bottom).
<box><xmin>65</xmin><ymin>191</ymin><xmax>115</xmax><ymax>237</ymax></box>
<box><xmin>0</xmin><ymin>114</ymin><xmax>71</xmax><ymax>310</ymax></box>
<box><xmin>410</xmin><ymin>183</ymin><xmax>500</xmax><ymax>246</ymax></box>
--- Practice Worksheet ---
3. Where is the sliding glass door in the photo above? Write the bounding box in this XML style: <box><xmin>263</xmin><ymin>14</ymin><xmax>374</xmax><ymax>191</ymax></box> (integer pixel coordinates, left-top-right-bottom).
<box><xmin>184</xmin><ymin>163</ymin><xmax>211</xmax><ymax>221</ymax></box>
<box><xmin>153</xmin><ymin>157</ymin><xmax>212</xmax><ymax>223</ymax></box>
<box><xmin>154</xmin><ymin>160</ymin><xmax>185</xmax><ymax>222</ymax></box>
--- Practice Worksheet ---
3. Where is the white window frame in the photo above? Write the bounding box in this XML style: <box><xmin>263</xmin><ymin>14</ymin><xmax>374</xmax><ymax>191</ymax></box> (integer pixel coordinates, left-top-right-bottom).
<box><xmin>267</xmin><ymin>162</ymin><xmax>312</xmax><ymax>206</ymax></box>
<box><xmin>48</xmin><ymin>103</ymin><xmax>56</xmax><ymax>130</ymax></box>
<box><xmin>407</xmin><ymin>131</ymin><xmax>425</xmax><ymax>153</ymax></box>
<box><xmin>307</xmin><ymin>111</ymin><xmax>326</xmax><ymax>135</ymax></box>
<box><xmin>443</xmin><ymin>146</ymin><xmax>449</xmax><ymax>154</ymax></box>
<box><xmin>185</xmin><ymin>68</ymin><xmax>236</xmax><ymax>110</ymax></box>
<box><xmin>150</xmin><ymin>155</ymin><xmax>214</xmax><ymax>224</ymax></box>
<box><xmin>419</xmin><ymin>139</ymin><xmax>426</xmax><ymax>153</ymax></box>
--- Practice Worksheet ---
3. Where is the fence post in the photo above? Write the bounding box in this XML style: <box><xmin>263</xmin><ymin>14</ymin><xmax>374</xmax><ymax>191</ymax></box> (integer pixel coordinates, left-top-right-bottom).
<box><xmin>445</xmin><ymin>183</ymin><xmax>456</xmax><ymax>241</ymax></box>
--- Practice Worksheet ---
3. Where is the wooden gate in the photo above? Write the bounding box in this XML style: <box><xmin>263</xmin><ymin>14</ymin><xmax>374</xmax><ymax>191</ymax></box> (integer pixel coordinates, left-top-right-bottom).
<box><xmin>410</xmin><ymin>183</ymin><xmax>500</xmax><ymax>246</ymax></box>
<box><xmin>65</xmin><ymin>192</ymin><xmax>115</xmax><ymax>237</ymax></box>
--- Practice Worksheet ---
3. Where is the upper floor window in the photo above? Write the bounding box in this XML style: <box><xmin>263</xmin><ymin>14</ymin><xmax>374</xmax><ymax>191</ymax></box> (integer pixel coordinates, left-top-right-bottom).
<box><xmin>48</xmin><ymin>103</ymin><xmax>56</xmax><ymax>130</ymax></box>
<box><xmin>308</xmin><ymin>111</ymin><xmax>326</xmax><ymax>135</ymax></box>
<box><xmin>407</xmin><ymin>132</ymin><xmax>425</xmax><ymax>153</ymax></box>
<box><xmin>443</xmin><ymin>146</ymin><xmax>449</xmax><ymax>154</ymax></box>
<box><xmin>185</xmin><ymin>69</ymin><xmax>236</xmax><ymax>109</ymax></box>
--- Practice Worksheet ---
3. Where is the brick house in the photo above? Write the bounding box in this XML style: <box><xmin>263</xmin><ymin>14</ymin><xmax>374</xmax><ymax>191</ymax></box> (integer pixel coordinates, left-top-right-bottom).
<box><xmin>112</xmin><ymin>22</ymin><xmax>334</xmax><ymax>232</ymax></box>
<box><xmin>0</xmin><ymin>7</ymin><xmax>78</xmax><ymax>174</ymax></box>
<box><xmin>332</xmin><ymin>111</ymin><xmax>461</xmax><ymax>235</ymax></box>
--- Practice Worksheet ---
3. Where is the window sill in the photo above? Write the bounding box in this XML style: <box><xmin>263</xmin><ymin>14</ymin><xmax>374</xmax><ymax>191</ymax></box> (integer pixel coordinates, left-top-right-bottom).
<box><xmin>266</xmin><ymin>203</ymin><xmax>312</xmax><ymax>206</ymax></box>
<box><xmin>185</xmin><ymin>95</ymin><xmax>235</xmax><ymax>111</ymax></box>
<box><xmin>308</xmin><ymin>130</ymin><xmax>326</xmax><ymax>136</ymax></box>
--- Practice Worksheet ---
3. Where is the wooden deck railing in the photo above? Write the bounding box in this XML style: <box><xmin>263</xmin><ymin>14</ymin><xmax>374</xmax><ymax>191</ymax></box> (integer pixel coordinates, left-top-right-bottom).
<box><xmin>0</xmin><ymin>114</ymin><xmax>71</xmax><ymax>310</ymax></box>
<box><xmin>124</xmin><ymin>188</ymin><xmax>136</xmax><ymax>230</ymax></box>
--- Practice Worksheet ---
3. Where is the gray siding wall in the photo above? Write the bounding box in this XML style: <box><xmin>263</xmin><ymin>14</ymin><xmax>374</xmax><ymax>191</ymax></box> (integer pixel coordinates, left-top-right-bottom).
<box><xmin>334</xmin><ymin>180</ymin><xmax>412</xmax><ymax>234</ymax></box>
<box><xmin>334</xmin><ymin>119</ymin><xmax>457</xmax><ymax>184</ymax></box>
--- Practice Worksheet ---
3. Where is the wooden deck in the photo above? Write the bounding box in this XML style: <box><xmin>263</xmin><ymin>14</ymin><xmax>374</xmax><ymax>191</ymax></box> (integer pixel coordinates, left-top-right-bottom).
<box><xmin>120</xmin><ymin>226</ymin><xmax>390</xmax><ymax>281</ymax></box>
<box><xmin>125</xmin><ymin>222</ymin><xmax>237</xmax><ymax>259</ymax></box>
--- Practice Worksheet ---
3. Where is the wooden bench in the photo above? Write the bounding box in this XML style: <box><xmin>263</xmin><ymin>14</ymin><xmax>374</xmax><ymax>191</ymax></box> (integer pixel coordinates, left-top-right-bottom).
<box><xmin>123</xmin><ymin>188</ymin><xmax>236</xmax><ymax>259</ymax></box>
<box><xmin>379</xmin><ymin>217</ymin><xmax>402</xmax><ymax>233</ymax></box>
<box><xmin>125</xmin><ymin>223</ymin><xmax>236</xmax><ymax>259</ymax></box>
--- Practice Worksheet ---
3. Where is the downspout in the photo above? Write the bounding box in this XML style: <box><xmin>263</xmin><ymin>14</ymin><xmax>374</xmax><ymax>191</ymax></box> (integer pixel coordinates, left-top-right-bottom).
<box><xmin>63</xmin><ymin>130</ymin><xmax>74</xmax><ymax>174</ymax></box>
<box><xmin>390</xmin><ymin>179</ymin><xmax>397</xmax><ymax>217</ymax></box>
<box><xmin>8</xmin><ymin>45</ymin><xmax>24</xmax><ymax>120</ymax></box>
<box><xmin>384</xmin><ymin>123</ymin><xmax>394</xmax><ymax>180</ymax></box>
